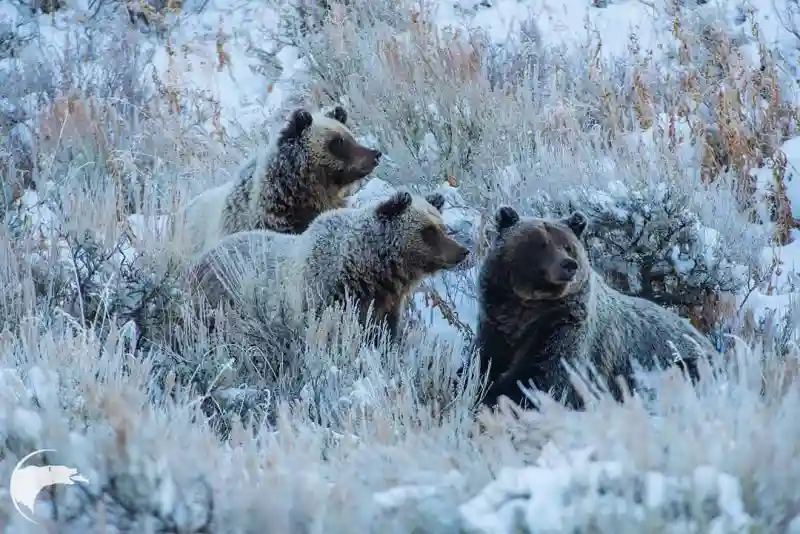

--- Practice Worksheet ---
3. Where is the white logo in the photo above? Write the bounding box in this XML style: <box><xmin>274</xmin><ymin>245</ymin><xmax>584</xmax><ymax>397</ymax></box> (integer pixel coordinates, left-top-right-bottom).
<box><xmin>9</xmin><ymin>449</ymin><xmax>89</xmax><ymax>524</ymax></box>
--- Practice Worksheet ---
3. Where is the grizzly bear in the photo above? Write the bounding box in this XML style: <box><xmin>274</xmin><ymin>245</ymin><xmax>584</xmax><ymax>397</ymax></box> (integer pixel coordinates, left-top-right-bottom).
<box><xmin>178</xmin><ymin>105</ymin><xmax>382</xmax><ymax>257</ymax></box>
<box><xmin>191</xmin><ymin>190</ymin><xmax>469</xmax><ymax>341</ymax></box>
<box><xmin>474</xmin><ymin>206</ymin><xmax>714</xmax><ymax>410</ymax></box>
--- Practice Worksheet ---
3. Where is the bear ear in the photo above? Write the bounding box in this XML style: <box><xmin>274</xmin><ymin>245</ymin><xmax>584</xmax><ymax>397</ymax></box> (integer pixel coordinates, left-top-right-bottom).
<box><xmin>425</xmin><ymin>193</ymin><xmax>446</xmax><ymax>212</ymax></box>
<box><xmin>325</xmin><ymin>106</ymin><xmax>348</xmax><ymax>125</ymax></box>
<box><xmin>561</xmin><ymin>210</ymin><xmax>588</xmax><ymax>238</ymax></box>
<box><xmin>494</xmin><ymin>206</ymin><xmax>520</xmax><ymax>232</ymax></box>
<box><xmin>278</xmin><ymin>108</ymin><xmax>313</xmax><ymax>144</ymax></box>
<box><xmin>376</xmin><ymin>191</ymin><xmax>413</xmax><ymax>220</ymax></box>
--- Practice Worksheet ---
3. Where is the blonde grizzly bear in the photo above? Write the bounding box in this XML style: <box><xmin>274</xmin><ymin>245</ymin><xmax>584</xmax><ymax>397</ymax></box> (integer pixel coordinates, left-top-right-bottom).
<box><xmin>474</xmin><ymin>206</ymin><xmax>714</xmax><ymax>410</ymax></box>
<box><xmin>191</xmin><ymin>191</ymin><xmax>469</xmax><ymax>341</ymax></box>
<box><xmin>178</xmin><ymin>106</ymin><xmax>382</xmax><ymax>257</ymax></box>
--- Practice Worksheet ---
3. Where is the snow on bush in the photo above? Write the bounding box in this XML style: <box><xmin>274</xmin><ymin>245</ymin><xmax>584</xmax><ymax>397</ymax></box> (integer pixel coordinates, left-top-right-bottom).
<box><xmin>1</xmin><ymin>317</ymin><xmax>800</xmax><ymax>531</ymax></box>
<box><xmin>461</xmin><ymin>456</ymin><xmax>756</xmax><ymax>533</ymax></box>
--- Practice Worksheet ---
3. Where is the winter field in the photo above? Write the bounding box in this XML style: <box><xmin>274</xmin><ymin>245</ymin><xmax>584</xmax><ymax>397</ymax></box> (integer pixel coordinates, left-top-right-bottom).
<box><xmin>2</xmin><ymin>0</ymin><xmax>800</xmax><ymax>530</ymax></box>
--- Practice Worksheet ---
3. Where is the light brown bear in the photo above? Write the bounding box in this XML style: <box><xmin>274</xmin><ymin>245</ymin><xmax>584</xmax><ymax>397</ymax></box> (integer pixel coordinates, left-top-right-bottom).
<box><xmin>178</xmin><ymin>106</ymin><xmax>382</xmax><ymax>257</ymax></box>
<box><xmin>191</xmin><ymin>191</ymin><xmax>469</xmax><ymax>341</ymax></box>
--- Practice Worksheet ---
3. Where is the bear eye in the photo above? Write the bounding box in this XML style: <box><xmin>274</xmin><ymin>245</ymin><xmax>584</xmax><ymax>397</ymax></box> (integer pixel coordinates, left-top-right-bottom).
<box><xmin>328</xmin><ymin>137</ymin><xmax>347</xmax><ymax>158</ymax></box>
<box><xmin>421</xmin><ymin>226</ymin><xmax>439</xmax><ymax>245</ymax></box>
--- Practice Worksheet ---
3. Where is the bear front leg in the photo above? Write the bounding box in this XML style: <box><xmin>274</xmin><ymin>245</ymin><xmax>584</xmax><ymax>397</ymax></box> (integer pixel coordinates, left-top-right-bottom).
<box><xmin>383</xmin><ymin>306</ymin><xmax>403</xmax><ymax>343</ymax></box>
<box><xmin>482</xmin><ymin>327</ymin><xmax>587</xmax><ymax>410</ymax></box>
<box><xmin>482</xmin><ymin>366</ymin><xmax>573</xmax><ymax>410</ymax></box>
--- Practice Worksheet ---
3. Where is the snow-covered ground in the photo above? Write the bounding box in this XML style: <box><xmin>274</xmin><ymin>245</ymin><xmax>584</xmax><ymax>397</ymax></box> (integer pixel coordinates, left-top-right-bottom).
<box><xmin>3</xmin><ymin>0</ymin><xmax>800</xmax><ymax>529</ymax></box>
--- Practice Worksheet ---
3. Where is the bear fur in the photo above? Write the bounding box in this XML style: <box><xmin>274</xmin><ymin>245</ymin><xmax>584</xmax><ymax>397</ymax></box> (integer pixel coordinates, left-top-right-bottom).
<box><xmin>177</xmin><ymin>105</ymin><xmax>382</xmax><ymax>257</ymax></box>
<box><xmin>191</xmin><ymin>190</ymin><xmax>469</xmax><ymax>341</ymax></box>
<box><xmin>474</xmin><ymin>206</ymin><xmax>714</xmax><ymax>410</ymax></box>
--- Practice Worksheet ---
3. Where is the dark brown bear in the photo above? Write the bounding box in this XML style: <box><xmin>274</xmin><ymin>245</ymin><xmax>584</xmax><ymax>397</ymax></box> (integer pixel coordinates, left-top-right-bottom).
<box><xmin>473</xmin><ymin>206</ymin><xmax>714</xmax><ymax>410</ymax></box>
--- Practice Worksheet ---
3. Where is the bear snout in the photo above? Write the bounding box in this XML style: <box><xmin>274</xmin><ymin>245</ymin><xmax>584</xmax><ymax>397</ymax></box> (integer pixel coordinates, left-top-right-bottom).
<box><xmin>444</xmin><ymin>241</ymin><xmax>470</xmax><ymax>267</ymax></box>
<box><xmin>365</xmin><ymin>149</ymin><xmax>382</xmax><ymax>171</ymax></box>
<box><xmin>455</xmin><ymin>244</ymin><xmax>469</xmax><ymax>262</ymax></box>
<box><xmin>557</xmin><ymin>257</ymin><xmax>579</xmax><ymax>281</ymax></box>
<box><xmin>352</xmin><ymin>146</ymin><xmax>382</xmax><ymax>175</ymax></box>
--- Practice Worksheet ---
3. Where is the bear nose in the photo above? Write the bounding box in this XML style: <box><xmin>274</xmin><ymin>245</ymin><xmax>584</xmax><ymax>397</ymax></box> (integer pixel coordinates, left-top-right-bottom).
<box><xmin>373</xmin><ymin>150</ymin><xmax>382</xmax><ymax>163</ymax></box>
<box><xmin>560</xmin><ymin>258</ymin><xmax>578</xmax><ymax>275</ymax></box>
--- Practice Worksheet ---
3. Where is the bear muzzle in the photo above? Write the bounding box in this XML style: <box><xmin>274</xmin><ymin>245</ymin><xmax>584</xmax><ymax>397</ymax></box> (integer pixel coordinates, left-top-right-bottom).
<box><xmin>351</xmin><ymin>147</ymin><xmax>382</xmax><ymax>177</ymax></box>
<box><xmin>365</xmin><ymin>149</ymin><xmax>382</xmax><ymax>172</ymax></box>
<box><xmin>442</xmin><ymin>241</ymin><xmax>470</xmax><ymax>267</ymax></box>
<box><xmin>555</xmin><ymin>257</ymin><xmax>579</xmax><ymax>282</ymax></box>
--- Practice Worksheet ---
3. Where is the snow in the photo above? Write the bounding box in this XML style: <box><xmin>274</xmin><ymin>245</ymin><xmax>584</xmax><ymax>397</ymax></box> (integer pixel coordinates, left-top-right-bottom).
<box><xmin>456</xmin><ymin>442</ymin><xmax>755</xmax><ymax>534</ymax></box>
<box><xmin>11</xmin><ymin>408</ymin><xmax>43</xmax><ymax>442</ymax></box>
<box><xmin>145</xmin><ymin>2</ymin><xmax>300</xmax><ymax>134</ymax></box>
<box><xmin>373</xmin><ymin>484</ymin><xmax>448</xmax><ymax>519</ymax></box>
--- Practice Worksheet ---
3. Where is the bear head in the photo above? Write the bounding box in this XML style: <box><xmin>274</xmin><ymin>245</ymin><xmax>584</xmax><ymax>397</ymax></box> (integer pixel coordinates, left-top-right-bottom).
<box><xmin>491</xmin><ymin>206</ymin><xmax>590</xmax><ymax>300</ymax></box>
<box><xmin>373</xmin><ymin>190</ymin><xmax>469</xmax><ymax>277</ymax></box>
<box><xmin>277</xmin><ymin>106</ymin><xmax>382</xmax><ymax>190</ymax></box>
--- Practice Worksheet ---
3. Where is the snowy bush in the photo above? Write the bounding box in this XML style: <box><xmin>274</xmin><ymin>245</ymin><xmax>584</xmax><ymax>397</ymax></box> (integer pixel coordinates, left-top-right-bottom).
<box><xmin>0</xmin><ymin>13</ymin><xmax>50</xmax><ymax>217</ymax></box>
<box><xmin>1</xmin><ymin>315</ymin><xmax>800</xmax><ymax>531</ymax></box>
<box><xmin>161</xmin><ymin>289</ymin><xmax>483</xmax><ymax>438</ymax></box>
<box><xmin>1</xmin><ymin>198</ymin><xmax>188</xmax><ymax>348</ymax></box>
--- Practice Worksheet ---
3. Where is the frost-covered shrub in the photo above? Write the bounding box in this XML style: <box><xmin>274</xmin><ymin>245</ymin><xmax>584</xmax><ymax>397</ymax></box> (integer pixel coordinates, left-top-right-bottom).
<box><xmin>163</xmin><ymin>293</ymin><xmax>482</xmax><ymax>437</ymax></box>
<box><xmin>0</xmin><ymin>14</ymin><xmax>53</xmax><ymax>217</ymax></box>
<box><xmin>290</xmin><ymin>2</ymin><xmax>792</xmax><ymax>197</ymax></box>
<box><xmin>1</xmin><ymin>145</ymin><xmax>194</xmax><ymax>346</ymax></box>
<box><xmin>0</xmin><ymin>9</ymin><xmax>226</xmax><ymax>219</ymax></box>
<box><xmin>0</xmin><ymin>3</ymin><xmax>235</xmax><ymax>340</ymax></box>
<box><xmin>462</xmin><ymin>461</ymin><xmax>757</xmax><ymax>533</ymax></box>
<box><xmin>88</xmin><ymin>0</ymin><xmax>193</xmax><ymax>35</ymax></box>
<box><xmin>1</xmin><ymin>217</ymin><xmax>188</xmax><ymax>347</ymax></box>
<box><xmin>0</xmin><ymin>12</ymin><xmax>161</xmax><ymax>216</ymax></box>
<box><xmin>2</xmin><ymin>309</ymin><xmax>800</xmax><ymax>531</ymax></box>
<box><xmin>277</xmin><ymin>0</ymin><xmax>410</xmax><ymax>47</ymax></box>
<box><xmin>291</xmin><ymin>9</ymin><xmax>546</xmax><ymax>193</ymax></box>
<box><xmin>0</xmin><ymin>325</ymin><xmax>218</xmax><ymax>533</ymax></box>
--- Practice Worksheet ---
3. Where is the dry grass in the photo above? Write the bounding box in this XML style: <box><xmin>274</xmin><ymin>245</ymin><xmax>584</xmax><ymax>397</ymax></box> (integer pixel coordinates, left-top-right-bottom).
<box><xmin>300</xmin><ymin>0</ymin><xmax>798</xmax><ymax>224</ymax></box>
